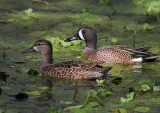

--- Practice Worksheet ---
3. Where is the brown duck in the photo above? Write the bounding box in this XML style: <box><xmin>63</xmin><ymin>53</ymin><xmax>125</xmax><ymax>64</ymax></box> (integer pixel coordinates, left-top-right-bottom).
<box><xmin>65</xmin><ymin>27</ymin><xmax>160</xmax><ymax>64</ymax></box>
<box><xmin>22</xmin><ymin>39</ymin><xmax>112</xmax><ymax>79</ymax></box>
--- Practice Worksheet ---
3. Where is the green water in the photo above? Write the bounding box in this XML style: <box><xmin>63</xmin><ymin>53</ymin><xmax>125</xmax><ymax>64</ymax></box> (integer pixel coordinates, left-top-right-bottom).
<box><xmin>0</xmin><ymin>0</ymin><xmax>160</xmax><ymax>113</ymax></box>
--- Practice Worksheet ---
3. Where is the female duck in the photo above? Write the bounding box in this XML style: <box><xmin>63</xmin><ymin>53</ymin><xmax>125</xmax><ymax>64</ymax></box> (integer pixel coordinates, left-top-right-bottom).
<box><xmin>22</xmin><ymin>39</ymin><xmax>112</xmax><ymax>79</ymax></box>
<box><xmin>65</xmin><ymin>27</ymin><xmax>160</xmax><ymax>64</ymax></box>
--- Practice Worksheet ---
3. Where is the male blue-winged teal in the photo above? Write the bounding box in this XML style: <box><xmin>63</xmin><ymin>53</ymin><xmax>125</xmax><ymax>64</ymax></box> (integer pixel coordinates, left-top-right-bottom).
<box><xmin>65</xmin><ymin>27</ymin><xmax>160</xmax><ymax>64</ymax></box>
<box><xmin>22</xmin><ymin>39</ymin><xmax>112</xmax><ymax>79</ymax></box>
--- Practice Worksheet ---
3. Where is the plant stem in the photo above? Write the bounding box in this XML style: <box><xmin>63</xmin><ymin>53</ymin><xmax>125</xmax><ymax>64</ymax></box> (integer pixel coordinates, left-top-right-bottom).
<box><xmin>133</xmin><ymin>0</ymin><xmax>145</xmax><ymax>48</ymax></box>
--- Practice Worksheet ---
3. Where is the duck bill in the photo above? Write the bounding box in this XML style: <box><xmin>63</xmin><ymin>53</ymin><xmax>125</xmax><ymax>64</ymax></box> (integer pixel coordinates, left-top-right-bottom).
<box><xmin>64</xmin><ymin>36</ymin><xmax>79</xmax><ymax>42</ymax></box>
<box><xmin>22</xmin><ymin>47</ymin><xmax>35</xmax><ymax>53</ymax></box>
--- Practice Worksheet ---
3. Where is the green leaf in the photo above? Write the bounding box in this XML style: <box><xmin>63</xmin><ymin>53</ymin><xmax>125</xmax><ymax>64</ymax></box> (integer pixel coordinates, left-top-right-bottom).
<box><xmin>153</xmin><ymin>86</ymin><xmax>160</xmax><ymax>91</ymax></box>
<box><xmin>24</xmin><ymin>8</ymin><xmax>33</xmax><ymax>14</ymax></box>
<box><xmin>140</xmin><ymin>84</ymin><xmax>151</xmax><ymax>92</ymax></box>
<box><xmin>143</xmin><ymin>23</ymin><xmax>155</xmax><ymax>31</ymax></box>
<box><xmin>118</xmin><ymin>108</ymin><xmax>127</xmax><ymax>113</ymax></box>
<box><xmin>47</xmin><ymin>107</ymin><xmax>61</xmax><ymax>113</ymax></box>
<box><xmin>96</xmin><ymin>79</ymin><xmax>106</xmax><ymax>86</ymax></box>
<box><xmin>111</xmin><ymin>38</ymin><xmax>118</xmax><ymax>43</ymax></box>
<box><xmin>87</xmin><ymin>102</ymin><xmax>99</xmax><ymax>108</ymax></box>
<box><xmin>120</xmin><ymin>97</ymin><xmax>132</xmax><ymax>103</ymax></box>
<box><xmin>25</xmin><ymin>91</ymin><xmax>41</xmax><ymax>96</ymax></box>
<box><xmin>87</xmin><ymin>90</ymin><xmax>97</xmax><ymax>98</ymax></box>
<box><xmin>126</xmin><ymin>92</ymin><xmax>134</xmax><ymax>99</ymax></box>
<box><xmin>97</xmin><ymin>89</ymin><xmax>111</xmax><ymax>98</ymax></box>
<box><xmin>139</xmin><ymin>79</ymin><xmax>154</xmax><ymax>86</ymax></box>
<box><xmin>72</xmin><ymin>40</ymin><xmax>81</xmax><ymax>45</ymax></box>
<box><xmin>120</xmin><ymin>97</ymin><xmax>127</xmax><ymax>103</ymax></box>
<box><xmin>86</xmin><ymin>89</ymin><xmax>111</xmax><ymax>103</ymax></box>
<box><xmin>120</xmin><ymin>92</ymin><xmax>134</xmax><ymax>103</ymax></box>
<box><xmin>60</xmin><ymin>41</ymin><xmax>72</xmax><ymax>47</ymax></box>
<box><xmin>134</xmin><ymin>107</ymin><xmax>150</xmax><ymax>112</ymax></box>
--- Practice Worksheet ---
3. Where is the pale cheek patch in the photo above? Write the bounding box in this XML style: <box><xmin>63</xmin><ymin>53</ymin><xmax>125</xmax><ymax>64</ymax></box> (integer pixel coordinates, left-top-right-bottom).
<box><xmin>78</xmin><ymin>29</ymin><xmax>85</xmax><ymax>40</ymax></box>
<box><xmin>33</xmin><ymin>46</ymin><xmax>38</xmax><ymax>51</ymax></box>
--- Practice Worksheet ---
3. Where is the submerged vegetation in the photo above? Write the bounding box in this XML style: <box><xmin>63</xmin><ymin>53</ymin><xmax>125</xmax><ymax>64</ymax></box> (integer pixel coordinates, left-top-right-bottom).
<box><xmin>133</xmin><ymin>0</ymin><xmax>160</xmax><ymax>21</ymax></box>
<box><xmin>0</xmin><ymin>0</ymin><xmax>160</xmax><ymax>113</ymax></box>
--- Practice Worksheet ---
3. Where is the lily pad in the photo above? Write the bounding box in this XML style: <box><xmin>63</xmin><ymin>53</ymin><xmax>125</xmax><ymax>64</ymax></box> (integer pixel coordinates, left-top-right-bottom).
<box><xmin>134</xmin><ymin>107</ymin><xmax>150</xmax><ymax>112</ymax></box>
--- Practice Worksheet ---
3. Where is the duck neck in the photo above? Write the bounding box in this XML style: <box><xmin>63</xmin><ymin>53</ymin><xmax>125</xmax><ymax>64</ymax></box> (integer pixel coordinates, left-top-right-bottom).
<box><xmin>85</xmin><ymin>37</ymin><xmax>97</xmax><ymax>49</ymax></box>
<box><xmin>41</xmin><ymin>50</ymin><xmax>52</xmax><ymax>65</ymax></box>
<box><xmin>86</xmin><ymin>42</ymin><xmax>97</xmax><ymax>49</ymax></box>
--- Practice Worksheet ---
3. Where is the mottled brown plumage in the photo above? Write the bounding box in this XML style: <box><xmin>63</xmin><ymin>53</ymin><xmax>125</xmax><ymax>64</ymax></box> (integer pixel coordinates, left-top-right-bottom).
<box><xmin>65</xmin><ymin>27</ymin><xmax>160</xmax><ymax>64</ymax></box>
<box><xmin>22</xmin><ymin>39</ymin><xmax>112</xmax><ymax>79</ymax></box>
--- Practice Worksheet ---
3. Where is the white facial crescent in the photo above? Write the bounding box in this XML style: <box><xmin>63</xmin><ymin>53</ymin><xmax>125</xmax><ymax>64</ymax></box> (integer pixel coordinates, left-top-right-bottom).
<box><xmin>78</xmin><ymin>29</ymin><xmax>85</xmax><ymax>40</ymax></box>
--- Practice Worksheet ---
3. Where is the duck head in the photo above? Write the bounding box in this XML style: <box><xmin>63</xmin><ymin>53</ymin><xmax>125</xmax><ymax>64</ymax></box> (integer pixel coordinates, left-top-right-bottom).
<box><xmin>64</xmin><ymin>27</ymin><xmax>97</xmax><ymax>49</ymax></box>
<box><xmin>22</xmin><ymin>39</ymin><xmax>53</xmax><ymax>64</ymax></box>
<box><xmin>22</xmin><ymin>39</ymin><xmax>53</xmax><ymax>54</ymax></box>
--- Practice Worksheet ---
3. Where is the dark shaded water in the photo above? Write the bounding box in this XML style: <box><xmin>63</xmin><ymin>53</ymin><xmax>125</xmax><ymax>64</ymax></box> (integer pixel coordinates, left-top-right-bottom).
<box><xmin>0</xmin><ymin>0</ymin><xmax>160</xmax><ymax>113</ymax></box>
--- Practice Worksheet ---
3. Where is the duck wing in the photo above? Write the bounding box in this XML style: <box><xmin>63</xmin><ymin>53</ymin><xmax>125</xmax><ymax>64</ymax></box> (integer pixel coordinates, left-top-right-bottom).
<box><xmin>97</xmin><ymin>46</ymin><xmax>160</xmax><ymax>63</ymax></box>
<box><xmin>40</xmin><ymin>60</ymin><xmax>112</xmax><ymax>79</ymax></box>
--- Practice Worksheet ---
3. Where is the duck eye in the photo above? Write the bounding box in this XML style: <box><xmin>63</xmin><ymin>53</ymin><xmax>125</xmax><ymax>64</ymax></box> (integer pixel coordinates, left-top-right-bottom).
<box><xmin>37</xmin><ymin>43</ymin><xmax>41</xmax><ymax>46</ymax></box>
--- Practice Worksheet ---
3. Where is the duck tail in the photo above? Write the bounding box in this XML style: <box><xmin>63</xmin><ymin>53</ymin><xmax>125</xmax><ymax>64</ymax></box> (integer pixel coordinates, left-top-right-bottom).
<box><xmin>101</xmin><ymin>66</ymin><xmax>113</xmax><ymax>74</ymax></box>
<box><xmin>135</xmin><ymin>47</ymin><xmax>152</xmax><ymax>52</ymax></box>
<box><xmin>143</xmin><ymin>55</ymin><xmax>160</xmax><ymax>62</ymax></box>
<box><xmin>84</xmin><ymin>66</ymin><xmax>112</xmax><ymax>79</ymax></box>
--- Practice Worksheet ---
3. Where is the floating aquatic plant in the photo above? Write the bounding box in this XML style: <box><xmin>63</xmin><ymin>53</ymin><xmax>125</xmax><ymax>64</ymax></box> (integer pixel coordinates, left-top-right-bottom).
<box><xmin>133</xmin><ymin>0</ymin><xmax>160</xmax><ymax>21</ymax></box>
<box><xmin>96</xmin><ymin>79</ymin><xmax>106</xmax><ymax>87</ymax></box>
<box><xmin>134</xmin><ymin>79</ymin><xmax>157</xmax><ymax>92</ymax></box>
<box><xmin>134</xmin><ymin>106</ymin><xmax>150</xmax><ymax>113</ymax></box>
<box><xmin>23</xmin><ymin>8</ymin><xmax>33</xmax><ymax>14</ymax></box>
<box><xmin>43</xmin><ymin>35</ymin><xmax>81</xmax><ymax>48</ymax></box>
<box><xmin>143</xmin><ymin>23</ymin><xmax>155</xmax><ymax>31</ymax></box>
<box><xmin>120</xmin><ymin>92</ymin><xmax>135</xmax><ymax>103</ymax></box>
